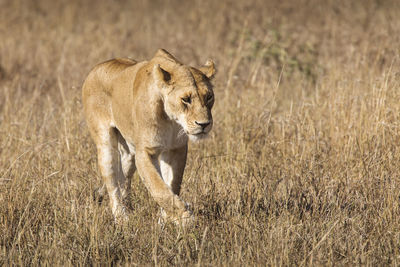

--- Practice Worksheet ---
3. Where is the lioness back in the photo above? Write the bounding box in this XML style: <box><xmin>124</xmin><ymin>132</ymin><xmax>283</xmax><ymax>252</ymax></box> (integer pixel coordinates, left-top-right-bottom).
<box><xmin>82</xmin><ymin>58</ymin><xmax>138</xmax><ymax>97</ymax></box>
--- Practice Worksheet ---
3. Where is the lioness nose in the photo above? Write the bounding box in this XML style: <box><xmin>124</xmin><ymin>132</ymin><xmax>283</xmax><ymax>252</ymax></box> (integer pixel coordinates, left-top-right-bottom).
<box><xmin>195</xmin><ymin>121</ymin><xmax>211</xmax><ymax>130</ymax></box>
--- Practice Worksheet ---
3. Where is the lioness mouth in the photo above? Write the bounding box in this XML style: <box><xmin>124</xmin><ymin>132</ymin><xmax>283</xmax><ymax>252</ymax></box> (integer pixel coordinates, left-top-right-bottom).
<box><xmin>192</xmin><ymin>132</ymin><xmax>208</xmax><ymax>138</ymax></box>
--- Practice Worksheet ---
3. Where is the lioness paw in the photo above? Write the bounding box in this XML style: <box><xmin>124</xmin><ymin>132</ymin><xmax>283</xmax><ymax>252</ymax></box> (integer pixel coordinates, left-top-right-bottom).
<box><xmin>113</xmin><ymin>205</ymin><xmax>129</xmax><ymax>224</ymax></box>
<box><xmin>158</xmin><ymin>207</ymin><xmax>194</xmax><ymax>228</ymax></box>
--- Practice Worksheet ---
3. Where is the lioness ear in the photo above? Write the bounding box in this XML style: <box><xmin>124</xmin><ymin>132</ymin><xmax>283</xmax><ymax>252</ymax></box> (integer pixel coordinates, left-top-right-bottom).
<box><xmin>199</xmin><ymin>59</ymin><xmax>216</xmax><ymax>79</ymax></box>
<box><xmin>153</xmin><ymin>64</ymin><xmax>171</xmax><ymax>84</ymax></box>
<box><xmin>154</xmin><ymin>49</ymin><xmax>179</xmax><ymax>62</ymax></box>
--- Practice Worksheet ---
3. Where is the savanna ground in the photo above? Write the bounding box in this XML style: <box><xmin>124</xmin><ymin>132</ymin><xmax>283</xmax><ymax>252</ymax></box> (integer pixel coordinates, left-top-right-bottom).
<box><xmin>1</xmin><ymin>0</ymin><xmax>400</xmax><ymax>265</ymax></box>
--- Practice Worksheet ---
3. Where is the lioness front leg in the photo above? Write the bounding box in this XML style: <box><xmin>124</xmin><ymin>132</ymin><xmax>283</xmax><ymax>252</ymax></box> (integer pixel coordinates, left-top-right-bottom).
<box><xmin>158</xmin><ymin>146</ymin><xmax>193</xmax><ymax>224</ymax></box>
<box><xmin>136</xmin><ymin>150</ymin><xmax>191</xmax><ymax>225</ymax></box>
<box><xmin>159</xmin><ymin>145</ymin><xmax>187</xmax><ymax>195</ymax></box>
<box><xmin>96</xmin><ymin>127</ymin><xmax>128</xmax><ymax>222</ymax></box>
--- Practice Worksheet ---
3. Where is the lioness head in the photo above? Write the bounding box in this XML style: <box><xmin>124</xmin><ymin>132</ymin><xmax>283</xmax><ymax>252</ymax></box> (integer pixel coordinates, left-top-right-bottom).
<box><xmin>152</xmin><ymin>49</ymin><xmax>216</xmax><ymax>141</ymax></box>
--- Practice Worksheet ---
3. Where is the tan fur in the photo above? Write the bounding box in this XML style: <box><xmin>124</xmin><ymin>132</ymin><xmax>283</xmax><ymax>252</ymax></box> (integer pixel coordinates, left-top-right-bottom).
<box><xmin>82</xmin><ymin>49</ymin><xmax>215</xmax><ymax>225</ymax></box>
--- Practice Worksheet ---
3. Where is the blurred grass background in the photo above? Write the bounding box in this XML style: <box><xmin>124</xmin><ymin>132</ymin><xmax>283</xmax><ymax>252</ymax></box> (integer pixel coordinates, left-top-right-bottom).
<box><xmin>1</xmin><ymin>0</ymin><xmax>400</xmax><ymax>265</ymax></box>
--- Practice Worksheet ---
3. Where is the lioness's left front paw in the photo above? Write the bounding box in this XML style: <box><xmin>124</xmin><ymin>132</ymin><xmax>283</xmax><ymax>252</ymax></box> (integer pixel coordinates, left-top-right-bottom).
<box><xmin>158</xmin><ymin>207</ymin><xmax>194</xmax><ymax>227</ymax></box>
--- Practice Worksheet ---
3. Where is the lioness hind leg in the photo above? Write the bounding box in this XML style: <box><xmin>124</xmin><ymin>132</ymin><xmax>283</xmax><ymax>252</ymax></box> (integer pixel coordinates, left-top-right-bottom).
<box><xmin>96</xmin><ymin>127</ymin><xmax>128</xmax><ymax>221</ymax></box>
<box><xmin>116</xmin><ymin>130</ymin><xmax>136</xmax><ymax>208</ymax></box>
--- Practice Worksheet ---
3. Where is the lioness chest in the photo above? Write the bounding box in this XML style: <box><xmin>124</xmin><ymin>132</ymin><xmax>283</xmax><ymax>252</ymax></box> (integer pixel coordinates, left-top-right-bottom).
<box><xmin>122</xmin><ymin>122</ymin><xmax>188</xmax><ymax>154</ymax></box>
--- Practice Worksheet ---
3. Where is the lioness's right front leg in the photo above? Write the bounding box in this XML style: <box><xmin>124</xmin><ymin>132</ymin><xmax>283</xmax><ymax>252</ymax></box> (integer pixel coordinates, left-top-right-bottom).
<box><xmin>96</xmin><ymin>127</ymin><xmax>128</xmax><ymax>222</ymax></box>
<box><xmin>135</xmin><ymin>150</ymin><xmax>191</xmax><ymax>225</ymax></box>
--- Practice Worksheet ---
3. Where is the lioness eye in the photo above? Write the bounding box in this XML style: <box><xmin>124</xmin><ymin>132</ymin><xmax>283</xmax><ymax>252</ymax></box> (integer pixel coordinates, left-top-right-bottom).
<box><xmin>182</xmin><ymin>96</ymin><xmax>191</xmax><ymax>104</ymax></box>
<box><xmin>207</xmin><ymin>94</ymin><xmax>213</xmax><ymax>102</ymax></box>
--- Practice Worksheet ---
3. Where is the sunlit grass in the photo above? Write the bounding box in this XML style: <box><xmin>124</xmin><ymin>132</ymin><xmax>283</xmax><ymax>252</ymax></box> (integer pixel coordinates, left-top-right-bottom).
<box><xmin>1</xmin><ymin>0</ymin><xmax>400</xmax><ymax>265</ymax></box>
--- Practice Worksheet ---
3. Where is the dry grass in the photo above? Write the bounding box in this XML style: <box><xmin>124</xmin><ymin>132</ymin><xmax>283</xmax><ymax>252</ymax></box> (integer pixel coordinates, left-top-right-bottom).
<box><xmin>1</xmin><ymin>0</ymin><xmax>400</xmax><ymax>265</ymax></box>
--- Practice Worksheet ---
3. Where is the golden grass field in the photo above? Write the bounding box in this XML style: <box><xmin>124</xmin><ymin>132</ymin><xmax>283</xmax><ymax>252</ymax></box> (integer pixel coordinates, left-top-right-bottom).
<box><xmin>1</xmin><ymin>0</ymin><xmax>400</xmax><ymax>265</ymax></box>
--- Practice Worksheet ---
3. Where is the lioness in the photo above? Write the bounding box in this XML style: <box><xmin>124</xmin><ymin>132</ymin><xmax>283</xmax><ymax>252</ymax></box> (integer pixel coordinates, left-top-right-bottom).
<box><xmin>82</xmin><ymin>49</ymin><xmax>215</xmax><ymax>225</ymax></box>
